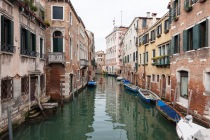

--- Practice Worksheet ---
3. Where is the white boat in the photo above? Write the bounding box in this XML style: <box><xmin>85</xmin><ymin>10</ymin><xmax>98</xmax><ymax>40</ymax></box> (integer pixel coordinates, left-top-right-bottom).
<box><xmin>176</xmin><ymin>115</ymin><xmax>210</xmax><ymax>140</ymax></box>
<box><xmin>116</xmin><ymin>76</ymin><xmax>123</xmax><ymax>81</ymax></box>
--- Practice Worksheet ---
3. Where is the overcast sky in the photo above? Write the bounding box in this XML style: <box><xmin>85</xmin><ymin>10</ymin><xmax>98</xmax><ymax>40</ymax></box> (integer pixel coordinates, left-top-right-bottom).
<box><xmin>71</xmin><ymin>0</ymin><xmax>169</xmax><ymax>52</ymax></box>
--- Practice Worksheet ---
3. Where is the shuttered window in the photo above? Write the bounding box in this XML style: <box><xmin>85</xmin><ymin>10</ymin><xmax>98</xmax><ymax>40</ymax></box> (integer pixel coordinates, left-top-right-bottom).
<box><xmin>20</xmin><ymin>27</ymin><xmax>37</xmax><ymax>56</ymax></box>
<box><xmin>53</xmin><ymin>31</ymin><xmax>63</xmax><ymax>52</ymax></box>
<box><xmin>171</xmin><ymin>34</ymin><xmax>180</xmax><ymax>54</ymax></box>
<box><xmin>52</xmin><ymin>6</ymin><xmax>63</xmax><ymax>20</ymax></box>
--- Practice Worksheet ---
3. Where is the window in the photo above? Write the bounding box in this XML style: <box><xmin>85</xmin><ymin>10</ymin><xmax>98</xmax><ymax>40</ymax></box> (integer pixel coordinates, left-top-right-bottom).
<box><xmin>184</xmin><ymin>0</ymin><xmax>198</xmax><ymax>12</ymax></box>
<box><xmin>152</xmin><ymin>49</ymin><xmax>155</xmax><ymax>63</ymax></box>
<box><xmin>180</xmin><ymin>71</ymin><xmax>188</xmax><ymax>99</ymax></box>
<box><xmin>1</xmin><ymin>77</ymin><xmax>13</xmax><ymax>102</ymax></box>
<box><xmin>145</xmin><ymin>52</ymin><xmax>148</xmax><ymax>63</ymax></box>
<box><xmin>69</xmin><ymin>12</ymin><xmax>72</xmax><ymax>25</ymax></box>
<box><xmin>157</xmin><ymin>75</ymin><xmax>159</xmax><ymax>82</ymax></box>
<box><xmin>139</xmin><ymin>54</ymin><xmax>141</xmax><ymax>64</ymax></box>
<box><xmin>20</xmin><ymin>27</ymin><xmax>37</xmax><ymax>57</ymax></box>
<box><xmin>1</xmin><ymin>15</ymin><xmax>14</xmax><ymax>53</ymax></box>
<box><xmin>143</xmin><ymin>33</ymin><xmax>149</xmax><ymax>44</ymax></box>
<box><xmin>157</xmin><ymin>24</ymin><xmax>162</xmax><ymax>37</ymax></box>
<box><xmin>53</xmin><ymin>31</ymin><xmax>63</xmax><ymax>52</ymax></box>
<box><xmin>40</xmin><ymin>38</ymin><xmax>44</xmax><ymax>59</ymax></box>
<box><xmin>21</xmin><ymin>76</ymin><xmax>29</xmax><ymax>95</ymax></box>
<box><xmin>173</xmin><ymin>0</ymin><xmax>180</xmax><ymax>19</ymax></box>
<box><xmin>70</xmin><ymin>37</ymin><xmax>73</xmax><ymax>60</ymax></box>
<box><xmin>142</xmin><ymin>19</ymin><xmax>147</xmax><ymax>28</ymax></box>
<box><xmin>183</xmin><ymin>20</ymin><xmax>208</xmax><ymax>52</ymax></box>
<box><xmin>164</xmin><ymin>19</ymin><xmax>169</xmax><ymax>33</ymax></box>
<box><xmin>171</xmin><ymin>34</ymin><xmax>180</xmax><ymax>54</ymax></box>
<box><xmin>52</xmin><ymin>6</ymin><xmax>63</xmax><ymax>20</ymax></box>
<box><xmin>204</xmin><ymin>72</ymin><xmax>210</xmax><ymax>94</ymax></box>
<box><xmin>133</xmin><ymin>52</ymin><xmax>135</xmax><ymax>61</ymax></box>
<box><xmin>150</xmin><ymin>30</ymin><xmax>156</xmax><ymax>42</ymax></box>
<box><xmin>168</xmin><ymin>76</ymin><xmax>171</xmax><ymax>85</ymax></box>
<box><xmin>152</xmin><ymin>74</ymin><xmax>155</xmax><ymax>82</ymax></box>
<box><xmin>136</xmin><ymin>51</ymin><xmax>138</xmax><ymax>61</ymax></box>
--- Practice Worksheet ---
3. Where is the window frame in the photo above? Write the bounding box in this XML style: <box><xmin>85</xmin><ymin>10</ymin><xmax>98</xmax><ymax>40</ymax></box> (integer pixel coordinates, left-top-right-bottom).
<box><xmin>51</xmin><ymin>5</ymin><xmax>64</xmax><ymax>20</ymax></box>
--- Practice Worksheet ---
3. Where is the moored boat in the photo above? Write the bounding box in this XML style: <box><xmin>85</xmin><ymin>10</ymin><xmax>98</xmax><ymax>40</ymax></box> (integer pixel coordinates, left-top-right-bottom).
<box><xmin>116</xmin><ymin>76</ymin><xmax>123</xmax><ymax>81</ymax></box>
<box><xmin>121</xmin><ymin>79</ymin><xmax>130</xmax><ymax>85</ymax></box>
<box><xmin>124</xmin><ymin>83</ymin><xmax>139</xmax><ymax>93</ymax></box>
<box><xmin>176</xmin><ymin>115</ymin><xmax>210</xmax><ymax>140</ymax></box>
<box><xmin>138</xmin><ymin>88</ymin><xmax>160</xmax><ymax>103</ymax></box>
<box><xmin>87</xmin><ymin>80</ymin><xmax>97</xmax><ymax>86</ymax></box>
<box><xmin>156</xmin><ymin>100</ymin><xmax>182</xmax><ymax>123</ymax></box>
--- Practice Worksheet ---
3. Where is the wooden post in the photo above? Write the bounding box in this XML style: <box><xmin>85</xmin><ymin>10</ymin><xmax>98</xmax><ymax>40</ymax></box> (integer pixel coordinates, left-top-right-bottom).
<box><xmin>7</xmin><ymin>106</ymin><xmax>13</xmax><ymax>140</ymax></box>
<box><xmin>173</xmin><ymin>86</ymin><xmax>177</xmax><ymax>108</ymax></box>
<box><xmin>60</xmin><ymin>82</ymin><xmax>63</xmax><ymax>107</ymax></box>
<box><xmin>187</xmin><ymin>89</ymin><xmax>192</xmax><ymax>115</ymax></box>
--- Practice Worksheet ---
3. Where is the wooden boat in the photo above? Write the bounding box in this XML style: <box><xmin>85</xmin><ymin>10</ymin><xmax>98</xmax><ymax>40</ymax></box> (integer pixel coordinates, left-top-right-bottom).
<box><xmin>176</xmin><ymin>115</ymin><xmax>210</xmax><ymax>140</ymax></box>
<box><xmin>124</xmin><ymin>83</ymin><xmax>139</xmax><ymax>93</ymax></box>
<box><xmin>116</xmin><ymin>76</ymin><xmax>123</xmax><ymax>81</ymax></box>
<box><xmin>138</xmin><ymin>88</ymin><xmax>160</xmax><ymax>103</ymax></box>
<box><xmin>121</xmin><ymin>79</ymin><xmax>130</xmax><ymax>85</ymax></box>
<box><xmin>87</xmin><ymin>80</ymin><xmax>97</xmax><ymax>86</ymax></box>
<box><xmin>42</xmin><ymin>103</ymin><xmax>58</xmax><ymax>109</ymax></box>
<box><xmin>156</xmin><ymin>100</ymin><xmax>182</xmax><ymax>123</ymax></box>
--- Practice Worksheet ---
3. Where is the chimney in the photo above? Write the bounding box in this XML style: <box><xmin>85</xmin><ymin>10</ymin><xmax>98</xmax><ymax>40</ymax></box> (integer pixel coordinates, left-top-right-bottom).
<box><xmin>146</xmin><ymin>12</ymin><xmax>150</xmax><ymax>18</ymax></box>
<box><xmin>152</xmin><ymin>13</ymin><xmax>157</xmax><ymax>24</ymax></box>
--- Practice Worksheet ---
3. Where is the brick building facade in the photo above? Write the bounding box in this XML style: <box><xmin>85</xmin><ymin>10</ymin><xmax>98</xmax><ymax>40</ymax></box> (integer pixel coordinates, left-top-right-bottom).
<box><xmin>169</xmin><ymin>0</ymin><xmax>210</xmax><ymax>121</ymax></box>
<box><xmin>45</xmin><ymin>0</ymin><xmax>92</xmax><ymax>100</ymax></box>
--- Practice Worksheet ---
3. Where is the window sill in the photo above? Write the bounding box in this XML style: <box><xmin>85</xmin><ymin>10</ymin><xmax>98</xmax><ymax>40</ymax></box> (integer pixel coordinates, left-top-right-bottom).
<box><xmin>40</xmin><ymin>58</ymin><xmax>45</xmax><ymax>61</ymax></box>
<box><xmin>150</xmin><ymin>40</ymin><xmax>155</xmax><ymax>43</ymax></box>
<box><xmin>164</xmin><ymin>30</ymin><xmax>169</xmax><ymax>34</ymax></box>
<box><xmin>144</xmin><ymin>43</ymin><xmax>149</xmax><ymax>46</ymax></box>
<box><xmin>173</xmin><ymin>53</ymin><xmax>180</xmax><ymax>56</ymax></box>
<box><xmin>157</xmin><ymin>34</ymin><xmax>161</xmax><ymax>38</ymax></box>
<box><xmin>20</xmin><ymin>54</ymin><xmax>36</xmax><ymax>59</ymax></box>
<box><xmin>1</xmin><ymin>51</ymin><xmax>14</xmax><ymax>55</ymax></box>
<box><xmin>185</xmin><ymin>50</ymin><xmax>195</xmax><ymax>53</ymax></box>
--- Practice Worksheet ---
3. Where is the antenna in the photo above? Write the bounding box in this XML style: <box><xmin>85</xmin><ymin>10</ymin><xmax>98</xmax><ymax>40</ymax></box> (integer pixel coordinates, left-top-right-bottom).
<box><xmin>120</xmin><ymin>11</ymin><xmax>123</xmax><ymax>26</ymax></box>
<box><xmin>113</xmin><ymin>17</ymin><xmax>115</xmax><ymax>28</ymax></box>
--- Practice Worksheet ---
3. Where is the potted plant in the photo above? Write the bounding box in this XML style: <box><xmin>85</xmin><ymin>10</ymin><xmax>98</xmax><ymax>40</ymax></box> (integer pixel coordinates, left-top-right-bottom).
<box><xmin>44</xmin><ymin>20</ymin><xmax>50</xmax><ymax>27</ymax></box>
<box><xmin>173</xmin><ymin>16</ymin><xmax>179</xmax><ymax>21</ymax></box>
<box><xmin>184</xmin><ymin>5</ymin><xmax>192</xmax><ymax>12</ymax></box>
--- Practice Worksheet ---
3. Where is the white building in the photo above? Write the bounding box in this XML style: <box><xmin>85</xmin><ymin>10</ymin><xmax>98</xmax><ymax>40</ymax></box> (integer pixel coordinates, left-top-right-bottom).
<box><xmin>123</xmin><ymin>12</ymin><xmax>159</xmax><ymax>83</ymax></box>
<box><xmin>105</xmin><ymin>27</ymin><xmax>128</xmax><ymax>75</ymax></box>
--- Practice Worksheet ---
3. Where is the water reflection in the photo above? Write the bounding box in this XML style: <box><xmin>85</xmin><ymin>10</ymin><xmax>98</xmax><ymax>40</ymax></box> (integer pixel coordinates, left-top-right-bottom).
<box><xmin>9</xmin><ymin>76</ymin><xmax>178</xmax><ymax>140</ymax></box>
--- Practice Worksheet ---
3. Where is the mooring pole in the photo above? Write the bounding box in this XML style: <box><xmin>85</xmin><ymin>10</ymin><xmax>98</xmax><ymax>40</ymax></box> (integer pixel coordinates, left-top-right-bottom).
<box><xmin>7</xmin><ymin>106</ymin><xmax>13</xmax><ymax>140</ymax></box>
<box><xmin>60</xmin><ymin>82</ymin><xmax>63</xmax><ymax>107</ymax></box>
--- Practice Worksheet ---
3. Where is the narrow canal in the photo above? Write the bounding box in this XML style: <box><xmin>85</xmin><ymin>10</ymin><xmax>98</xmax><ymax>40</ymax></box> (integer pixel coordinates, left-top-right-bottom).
<box><xmin>8</xmin><ymin>76</ymin><xmax>178</xmax><ymax>140</ymax></box>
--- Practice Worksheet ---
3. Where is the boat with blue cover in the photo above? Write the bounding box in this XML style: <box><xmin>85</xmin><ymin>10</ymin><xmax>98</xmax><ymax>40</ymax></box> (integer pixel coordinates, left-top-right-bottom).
<box><xmin>124</xmin><ymin>83</ymin><xmax>139</xmax><ymax>93</ymax></box>
<box><xmin>121</xmin><ymin>79</ymin><xmax>130</xmax><ymax>85</ymax></box>
<box><xmin>138</xmin><ymin>88</ymin><xmax>160</xmax><ymax>103</ymax></box>
<box><xmin>87</xmin><ymin>80</ymin><xmax>96</xmax><ymax>86</ymax></box>
<box><xmin>156</xmin><ymin>100</ymin><xmax>182</xmax><ymax>123</ymax></box>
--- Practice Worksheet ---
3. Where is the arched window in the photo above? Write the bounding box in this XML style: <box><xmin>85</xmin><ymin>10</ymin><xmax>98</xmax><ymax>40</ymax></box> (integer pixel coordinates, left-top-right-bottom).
<box><xmin>53</xmin><ymin>31</ymin><xmax>63</xmax><ymax>52</ymax></box>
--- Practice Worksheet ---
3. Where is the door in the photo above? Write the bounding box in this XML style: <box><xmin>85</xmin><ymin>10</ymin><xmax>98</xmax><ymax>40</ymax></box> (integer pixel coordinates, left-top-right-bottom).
<box><xmin>161</xmin><ymin>75</ymin><xmax>166</xmax><ymax>98</ymax></box>
<box><xmin>70</xmin><ymin>74</ymin><xmax>73</xmax><ymax>93</ymax></box>
<box><xmin>180</xmin><ymin>71</ymin><xmax>188</xmax><ymax>99</ymax></box>
<box><xmin>30</xmin><ymin>76</ymin><xmax>37</xmax><ymax>101</ymax></box>
<box><xmin>147</xmin><ymin>76</ymin><xmax>151</xmax><ymax>90</ymax></box>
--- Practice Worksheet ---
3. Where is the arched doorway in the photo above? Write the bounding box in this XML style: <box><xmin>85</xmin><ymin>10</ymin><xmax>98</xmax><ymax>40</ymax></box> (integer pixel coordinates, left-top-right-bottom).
<box><xmin>53</xmin><ymin>31</ymin><xmax>63</xmax><ymax>52</ymax></box>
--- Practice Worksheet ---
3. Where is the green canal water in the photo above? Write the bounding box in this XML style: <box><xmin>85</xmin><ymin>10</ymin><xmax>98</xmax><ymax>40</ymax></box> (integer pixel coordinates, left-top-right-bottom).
<box><xmin>6</xmin><ymin>76</ymin><xmax>178</xmax><ymax>140</ymax></box>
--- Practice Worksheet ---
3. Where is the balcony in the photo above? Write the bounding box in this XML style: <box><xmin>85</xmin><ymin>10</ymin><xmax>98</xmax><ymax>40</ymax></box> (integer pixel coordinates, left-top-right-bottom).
<box><xmin>80</xmin><ymin>59</ymin><xmax>88</xmax><ymax>69</ymax></box>
<box><xmin>48</xmin><ymin>52</ymin><xmax>65</xmax><ymax>65</ymax></box>
<box><xmin>1</xmin><ymin>43</ymin><xmax>15</xmax><ymax>54</ymax></box>
<box><xmin>153</xmin><ymin>56</ymin><xmax>170</xmax><ymax>67</ymax></box>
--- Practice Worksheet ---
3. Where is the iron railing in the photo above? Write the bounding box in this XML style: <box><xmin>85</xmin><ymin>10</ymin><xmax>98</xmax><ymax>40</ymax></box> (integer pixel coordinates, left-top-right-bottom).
<box><xmin>1</xmin><ymin>43</ymin><xmax>15</xmax><ymax>53</ymax></box>
<box><xmin>21</xmin><ymin>49</ymin><xmax>38</xmax><ymax>57</ymax></box>
<box><xmin>155</xmin><ymin>56</ymin><xmax>170</xmax><ymax>66</ymax></box>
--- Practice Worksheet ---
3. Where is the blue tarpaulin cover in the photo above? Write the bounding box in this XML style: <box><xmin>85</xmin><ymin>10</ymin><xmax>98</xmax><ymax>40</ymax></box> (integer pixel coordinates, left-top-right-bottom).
<box><xmin>157</xmin><ymin>100</ymin><xmax>181</xmax><ymax>121</ymax></box>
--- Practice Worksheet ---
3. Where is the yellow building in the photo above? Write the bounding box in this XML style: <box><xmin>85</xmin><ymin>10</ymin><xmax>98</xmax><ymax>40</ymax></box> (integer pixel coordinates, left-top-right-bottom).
<box><xmin>138</xmin><ymin>12</ymin><xmax>171</xmax><ymax>99</ymax></box>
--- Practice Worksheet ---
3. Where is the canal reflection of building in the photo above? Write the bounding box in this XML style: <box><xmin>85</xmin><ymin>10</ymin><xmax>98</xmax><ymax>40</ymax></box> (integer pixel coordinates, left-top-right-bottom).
<box><xmin>13</xmin><ymin>88</ymin><xmax>95</xmax><ymax>140</ymax></box>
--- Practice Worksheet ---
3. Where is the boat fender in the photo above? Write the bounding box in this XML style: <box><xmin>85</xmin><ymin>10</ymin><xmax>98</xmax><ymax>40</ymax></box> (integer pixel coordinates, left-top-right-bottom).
<box><xmin>185</xmin><ymin>115</ymin><xmax>193</xmax><ymax>122</ymax></box>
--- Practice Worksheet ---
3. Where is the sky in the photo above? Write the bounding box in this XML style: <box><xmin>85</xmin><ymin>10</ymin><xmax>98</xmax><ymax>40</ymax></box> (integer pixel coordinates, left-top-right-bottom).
<box><xmin>70</xmin><ymin>0</ymin><xmax>169</xmax><ymax>52</ymax></box>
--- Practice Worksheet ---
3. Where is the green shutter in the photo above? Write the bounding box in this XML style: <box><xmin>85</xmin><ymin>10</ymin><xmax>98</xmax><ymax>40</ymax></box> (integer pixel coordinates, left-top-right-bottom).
<box><xmin>57</xmin><ymin>38</ymin><xmax>63</xmax><ymax>52</ymax></box>
<box><xmin>193</xmin><ymin>24</ymin><xmax>200</xmax><ymax>50</ymax></box>
<box><xmin>178</xmin><ymin>34</ymin><xmax>180</xmax><ymax>53</ymax></box>
<box><xmin>178</xmin><ymin>0</ymin><xmax>180</xmax><ymax>15</ymax></box>
<box><xmin>168</xmin><ymin>41</ymin><xmax>171</xmax><ymax>56</ymax></box>
<box><xmin>171</xmin><ymin>37</ymin><xmax>175</xmax><ymax>54</ymax></box>
<box><xmin>26</xmin><ymin>30</ymin><xmax>30</xmax><ymax>50</ymax></box>
<box><xmin>169</xmin><ymin>8</ymin><xmax>172</xmax><ymax>24</ymax></box>
<box><xmin>183</xmin><ymin>30</ymin><xmax>188</xmax><ymax>52</ymax></box>
<box><xmin>32</xmin><ymin>34</ymin><xmax>36</xmax><ymax>51</ymax></box>
<box><xmin>20</xmin><ymin>27</ymin><xmax>22</xmax><ymax>52</ymax></box>
<box><xmin>173</xmin><ymin>1</ymin><xmax>176</xmax><ymax>19</ymax></box>
<box><xmin>184</xmin><ymin>0</ymin><xmax>189</xmax><ymax>11</ymax></box>
<box><xmin>1</xmin><ymin>15</ymin><xmax>5</xmax><ymax>44</ymax></box>
<box><xmin>206</xmin><ymin>19</ymin><xmax>208</xmax><ymax>47</ymax></box>
<box><xmin>160</xmin><ymin>24</ymin><xmax>162</xmax><ymax>34</ymax></box>
<box><xmin>9</xmin><ymin>20</ymin><xmax>14</xmax><ymax>45</ymax></box>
